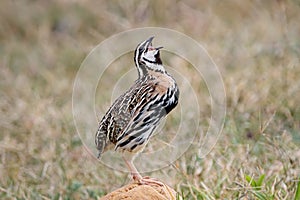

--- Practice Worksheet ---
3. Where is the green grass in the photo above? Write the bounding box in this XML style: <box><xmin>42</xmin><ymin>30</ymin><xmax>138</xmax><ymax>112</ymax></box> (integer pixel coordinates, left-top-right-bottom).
<box><xmin>0</xmin><ymin>0</ymin><xmax>300</xmax><ymax>199</ymax></box>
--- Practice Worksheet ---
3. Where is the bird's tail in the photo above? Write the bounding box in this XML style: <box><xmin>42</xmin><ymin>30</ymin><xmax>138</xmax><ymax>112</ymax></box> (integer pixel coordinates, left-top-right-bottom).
<box><xmin>95</xmin><ymin>126</ymin><xmax>107</xmax><ymax>159</ymax></box>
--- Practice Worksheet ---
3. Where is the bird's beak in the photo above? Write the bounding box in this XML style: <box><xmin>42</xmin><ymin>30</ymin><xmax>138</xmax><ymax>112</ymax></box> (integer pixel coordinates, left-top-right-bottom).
<box><xmin>145</xmin><ymin>37</ymin><xmax>163</xmax><ymax>52</ymax></box>
<box><xmin>146</xmin><ymin>36</ymin><xmax>155</xmax><ymax>44</ymax></box>
<box><xmin>145</xmin><ymin>36</ymin><xmax>155</xmax><ymax>50</ymax></box>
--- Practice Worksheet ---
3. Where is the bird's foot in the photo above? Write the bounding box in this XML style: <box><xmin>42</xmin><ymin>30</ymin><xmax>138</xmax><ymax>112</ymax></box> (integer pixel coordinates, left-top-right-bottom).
<box><xmin>134</xmin><ymin>176</ymin><xmax>176</xmax><ymax>200</ymax></box>
<box><xmin>132</xmin><ymin>173</ymin><xmax>143</xmax><ymax>183</ymax></box>
<box><xmin>133</xmin><ymin>175</ymin><xmax>164</xmax><ymax>187</ymax></box>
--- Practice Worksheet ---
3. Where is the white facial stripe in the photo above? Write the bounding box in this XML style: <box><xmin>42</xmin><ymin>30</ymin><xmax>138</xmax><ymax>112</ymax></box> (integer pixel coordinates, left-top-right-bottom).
<box><xmin>142</xmin><ymin>50</ymin><xmax>159</xmax><ymax>63</ymax></box>
<box><xmin>144</xmin><ymin>50</ymin><xmax>158</xmax><ymax>62</ymax></box>
<box><xmin>135</xmin><ymin>51</ymin><xmax>143</xmax><ymax>76</ymax></box>
<box><xmin>135</xmin><ymin>40</ymin><xmax>150</xmax><ymax>77</ymax></box>
<box><xmin>145</xmin><ymin>62</ymin><xmax>165</xmax><ymax>72</ymax></box>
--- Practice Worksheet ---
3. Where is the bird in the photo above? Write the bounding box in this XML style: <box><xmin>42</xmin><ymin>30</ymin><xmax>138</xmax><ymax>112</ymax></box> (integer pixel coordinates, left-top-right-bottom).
<box><xmin>95</xmin><ymin>36</ymin><xmax>179</xmax><ymax>185</ymax></box>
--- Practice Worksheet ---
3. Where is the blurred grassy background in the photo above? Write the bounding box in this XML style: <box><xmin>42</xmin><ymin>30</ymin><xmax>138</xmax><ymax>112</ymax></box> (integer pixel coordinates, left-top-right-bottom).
<box><xmin>0</xmin><ymin>0</ymin><xmax>300</xmax><ymax>199</ymax></box>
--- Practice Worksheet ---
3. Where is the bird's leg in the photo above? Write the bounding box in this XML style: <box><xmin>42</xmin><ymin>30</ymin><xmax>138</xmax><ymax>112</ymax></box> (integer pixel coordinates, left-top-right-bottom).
<box><xmin>123</xmin><ymin>156</ymin><xmax>143</xmax><ymax>182</ymax></box>
<box><xmin>123</xmin><ymin>156</ymin><xmax>164</xmax><ymax>186</ymax></box>
<box><xmin>123</xmin><ymin>158</ymin><xmax>175</xmax><ymax>199</ymax></box>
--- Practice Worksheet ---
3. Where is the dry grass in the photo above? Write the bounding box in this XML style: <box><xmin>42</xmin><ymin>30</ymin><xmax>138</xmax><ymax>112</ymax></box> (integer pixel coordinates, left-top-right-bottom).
<box><xmin>0</xmin><ymin>0</ymin><xmax>300</xmax><ymax>199</ymax></box>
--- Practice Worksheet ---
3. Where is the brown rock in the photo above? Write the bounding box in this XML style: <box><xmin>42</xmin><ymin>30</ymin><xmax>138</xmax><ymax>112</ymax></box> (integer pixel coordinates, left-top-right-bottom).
<box><xmin>99</xmin><ymin>180</ymin><xmax>178</xmax><ymax>200</ymax></box>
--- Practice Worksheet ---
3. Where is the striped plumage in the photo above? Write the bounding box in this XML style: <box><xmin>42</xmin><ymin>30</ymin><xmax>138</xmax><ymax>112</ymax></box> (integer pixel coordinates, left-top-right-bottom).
<box><xmin>95</xmin><ymin>37</ymin><xmax>179</xmax><ymax>184</ymax></box>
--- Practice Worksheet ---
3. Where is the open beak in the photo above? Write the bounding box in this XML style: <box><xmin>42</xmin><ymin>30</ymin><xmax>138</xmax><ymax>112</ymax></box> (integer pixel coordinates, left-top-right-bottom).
<box><xmin>145</xmin><ymin>36</ymin><xmax>154</xmax><ymax>49</ymax></box>
<box><xmin>145</xmin><ymin>36</ymin><xmax>163</xmax><ymax>52</ymax></box>
<box><xmin>148</xmin><ymin>46</ymin><xmax>163</xmax><ymax>52</ymax></box>
<box><xmin>146</xmin><ymin>36</ymin><xmax>154</xmax><ymax>43</ymax></box>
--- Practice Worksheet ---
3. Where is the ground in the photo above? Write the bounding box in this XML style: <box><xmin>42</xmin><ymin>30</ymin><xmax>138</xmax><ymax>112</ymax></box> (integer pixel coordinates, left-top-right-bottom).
<box><xmin>99</xmin><ymin>181</ymin><xmax>177</xmax><ymax>200</ymax></box>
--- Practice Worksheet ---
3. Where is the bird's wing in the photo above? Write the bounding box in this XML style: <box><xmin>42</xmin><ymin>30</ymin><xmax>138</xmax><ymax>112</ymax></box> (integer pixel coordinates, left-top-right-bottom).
<box><xmin>95</xmin><ymin>90</ymin><xmax>131</xmax><ymax>157</ymax></box>
<box><xmin>114</xmin><ymin>81</ymin><xmax>170</xmax><ymax>152</ymax></box>
<box><xmin>95</xmin><ymin>79</ymin><xmax>148</xmax><ymax>156</ymax></box>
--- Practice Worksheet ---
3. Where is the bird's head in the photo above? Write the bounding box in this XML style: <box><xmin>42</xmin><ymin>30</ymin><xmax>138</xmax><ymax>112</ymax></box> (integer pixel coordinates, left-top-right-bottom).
<box><xmin>134</xmin><ymin>37</ymin><xmax>164</xmax><ymax>77</ymax></box>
